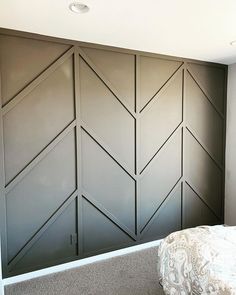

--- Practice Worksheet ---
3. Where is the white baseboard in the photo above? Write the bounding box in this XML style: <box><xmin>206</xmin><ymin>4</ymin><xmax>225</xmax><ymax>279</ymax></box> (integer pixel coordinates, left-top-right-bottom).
<box><xmin>3</xmin><ymin>239</ymin><xmax>162</xmax><ymax>286</ymax></box>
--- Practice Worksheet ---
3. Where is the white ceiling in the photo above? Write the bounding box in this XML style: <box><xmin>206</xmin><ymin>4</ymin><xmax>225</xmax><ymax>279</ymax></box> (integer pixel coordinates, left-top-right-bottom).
<box><xmin>1</xmin><ymin>0</ymin><xmax>236</xmax><ymax>64</ymax></box>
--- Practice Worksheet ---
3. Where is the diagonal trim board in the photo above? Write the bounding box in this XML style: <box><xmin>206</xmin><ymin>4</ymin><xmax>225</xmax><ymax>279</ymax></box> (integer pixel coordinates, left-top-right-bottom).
<box><xmin>185</xmin><ymin>180</ymin><xmax>221</xmax><ymax>220</ymax></box>
<box><xmin>8</xmin><ymin>190</ymin><xmax>78</xmax><ymax>271</ymax></box>
<box><xmin>140</xmin><ymin>129</ymin><xmax>182</xmax><ymax>229</ymax></box>
<box><xmin>186</xmin><ymin>126</ymin><xmax>223</xmax><ymax>171</ymax></box>
<box><xmin>81</xmin><ymin>197</ymin><xmax>135</xmax><ymax>256</ymax></box>
<box><xmin>139</xmin><ymin>69</ymin><xmax>183</xmax><ymax>172</ymax></box>
<box><xmin>5</xmin><ymin>120</ymin><xmax>76</xmax><ymax>192</ymax></box>
<box><xmin>185</xmin><ymin>129</ymin><xmax>222</xmax><ymax>218</ymax></box>
<box><xmin>185</xmin><ymin>181</ymin><xmax>220</xmax><ymax>220</ymax></box>
<box><xmin>140</xmin><ymin>122</ymin><xmax>183</xmax><ymax>175</ymax></box>
<box><xmin>187</xmin><ymin>63</ymin><xmax>225</xmax><ymax>115</ymax></box>
<box><xmin>141</xmin><ymin>178</ymin><xmax>182</xmax><ymax>234</ymax></box>
<box><xmin>0</xmin><ymin>41</ymin><xmax>78</xmax><ymax>277</ymax></box>
<box><xmin>6</xmin><ymin>128</ymin><xmax>77</xmax><ymax>265</ymax></box>
<box><xmin>187</xmin><ymin>69</ymin><xmax>224</xmax><ymax>119</ymax></box>
<box><xmin>185</xmin><ymin>70</ymin><xmax>224</xmax><ymax>166</ymax></box>
<box><xmin>81</xmin><ymin>129</ymin><xmax>136</xmax><ymax>234</ymax></box>
<box><xmin>0</xmin><ymin>35</ymin><xmax>71</xmax><ymax>106</ymax></box>
<box><xmin>141</xmin><ymin>182</ymin><xmax>182</xmax><ymax>238</ymax></box>
<box><xmin>183</xmin><ymin>182</ymin><xmax>220</xmax><ymax>228</ymax></box>
<box><xmin>79</xmin><ymin>56</ymin><xmax>136</xmax><ymax>173</ymax></box>
<box><xmin>81</xmin><ymin>123</ymin><xmax>136</xmax><ymax>180</ymax></box>
<box><xmin>2</xmin><ymin>47</ymin><xmax>75</xmax><ymax>116</ymax></box>
<box><xmin>10</xmin><ymin>200</ymin><xmax>77</xmax><ymax>275</ymax></box>
<box><xmin>139</xmin><ymin>55</ymin><xmax>183</xmax><ymax>111</ymax></box>
<box><xmin>80</xmin><ymin>47</ymin><xmax>135</xmax><ymax>112</ymax></box>
<box><xmin>79</xmin><ymin>49</ymin><xmax>136</xmax><ymax>119</ymax></box>
<box><xmin>3</xmin><ymin>55</ymin><xmax>75</xmax><ymax>184</ymax></box>
<box><xmin>82</xmin><ymin>191</ymin><xmax>136</xmax><ymax>240</ymax></box>
<box><xmin>139</xmin><ymin>64</ymin><xmax>184</xmax><ymax>114</ymax></box>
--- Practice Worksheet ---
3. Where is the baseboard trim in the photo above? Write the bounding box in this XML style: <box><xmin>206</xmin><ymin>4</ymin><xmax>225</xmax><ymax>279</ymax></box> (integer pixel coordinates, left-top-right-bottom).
<box><xmin>3</xmin><ymin>239</ymin><xmax>162</xmax><ymax>286</ymax></box>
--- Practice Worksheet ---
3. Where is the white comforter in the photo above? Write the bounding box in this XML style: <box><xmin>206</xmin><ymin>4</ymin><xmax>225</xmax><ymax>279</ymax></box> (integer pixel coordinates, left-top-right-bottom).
<box><xmin>157</xmin><ymin>225</ymin><xmax>236</xmax><ymax>294</ymax></box>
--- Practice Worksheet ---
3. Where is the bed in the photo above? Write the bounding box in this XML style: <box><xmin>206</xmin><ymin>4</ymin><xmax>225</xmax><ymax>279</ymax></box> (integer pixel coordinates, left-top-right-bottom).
<box><xmin>157</xmin><ymin>225</ymin><xmax>236</xmax><ymax>294</ymax></box>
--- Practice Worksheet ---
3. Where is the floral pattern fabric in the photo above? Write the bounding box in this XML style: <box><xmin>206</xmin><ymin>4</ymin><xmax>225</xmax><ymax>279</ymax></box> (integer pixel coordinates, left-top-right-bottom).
<box><xmin>157</xmin><ymin>225</ymin><xmax>236</xmax><ymax>294</ymax></box>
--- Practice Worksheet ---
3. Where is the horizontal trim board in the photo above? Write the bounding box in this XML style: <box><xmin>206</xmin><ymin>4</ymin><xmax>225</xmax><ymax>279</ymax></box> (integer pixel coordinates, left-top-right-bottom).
<box><xmin>0</xmin><ymin>28</ymin><xmax>228</xmax><ymax>69</ymax></box>
<box><xmin>3</xmin><ymin>239</ymin><xmax>162</xmax><ymax>286</ymax></box>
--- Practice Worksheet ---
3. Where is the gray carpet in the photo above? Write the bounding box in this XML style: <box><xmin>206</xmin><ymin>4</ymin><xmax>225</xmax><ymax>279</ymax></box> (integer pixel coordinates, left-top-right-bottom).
<box><xmin>5</xmin><ymin>246</ymin><xmax>164</xmax><ymax>295</ymax></box>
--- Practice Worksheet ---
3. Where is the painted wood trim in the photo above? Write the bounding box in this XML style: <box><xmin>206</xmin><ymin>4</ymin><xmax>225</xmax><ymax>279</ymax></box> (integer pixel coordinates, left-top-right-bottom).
<box><xmin>2</xmin><ymin>47</ymin><xmax>74</xmax><ymax>115</ymax></box>
<box><xmin>0</xmin><ymin>27</ymin><xmax>227</xmax><ymax>278</ymax></box>
<box><xmin>0</xmin><ymin>28</ymin><xmax>228</xmax><ymax>69</ymax></box>
<box><xmin>5</xmin><ymin>120</ymin><xmax>76</xmax><ymax>192</ymax></box>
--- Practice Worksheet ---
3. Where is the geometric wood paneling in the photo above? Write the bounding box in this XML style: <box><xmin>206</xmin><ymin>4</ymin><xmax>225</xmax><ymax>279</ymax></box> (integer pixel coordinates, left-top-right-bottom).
<box><xmin>6</xmin><ymin>131</ymin><xmax>76</xmax><ymax>262</ymax></box>
<box><xmin>81</xmin><ymin>130</ymin><xmax>136</xmax><ymax>233</ymax></box>
<box><xmin>185</xmin><ymin>127</ymin><xmax>223</xmax><ymax>218</ymax></box>
<box><xmin>0</xmin><ymin>35</ymin><xmax>70</xmax><ymax>106</ymax></box>
<box><xmin>140</xmin><ymin>130</ymin><xmax>182</xmax><ymax>229</ymax></box>
<box><xmin>140</xmin><ymin>71</ymin><xmax>183</xmax><ymax>171</ymax></box>
<box><xmin>183</xmin><ymin>62</ymin><xmax>226</xmax><ymax>227</ymax></box>
<box><xmin>141</xmin><ymin>184</ymin><xmax>182</xmax><ymax>240</ymax></box>
<box><xmin>0</xmin><ymin>29</ymin><xmax>227</xmax><ymax>277</ymax></box>
<box><xmin>12</xmin><ymin>200</ymin><xmax>77</xmax><ymax>273</ymax></box>
<box><xmin>0</xmin><ymin>33</ymin><xmax>78</xmax><ymax>277</ymax></box>
<box><xmin>80</xmin><ymin>57</ymin><xmax>135</xmax><ymax>172</ymax></box>
<box><xmin>183</xmin><ymin>183</ymin><xmax>220</xmax><ymax>229</ymax></box>
<box><xmin>81</xmin><ymin>47</ymin><xmax>135</xmax><ymax>111</ymax></box>
<box><xmin>139</xmin><ymin>56</ymin><xmax>182</xmax><ymax>111</ymax></box>
<box><xmin>3</xmin><ymin>57</ymin><xmax>75</xmax><ymax>184</ymax></box>
<box><xmin>82</xmin><ymin>198</ymin><xmax>133</xmax><ymax>255</ymax></box>
<box><xmin>188</xmin><ymin>63</ymin><xmax>225</xmax><ymax>113</ymax></box>
<box><xmin>186</xmin><ymin>71</ymin><xmax>223</xmax><ymax>164</ymax></box>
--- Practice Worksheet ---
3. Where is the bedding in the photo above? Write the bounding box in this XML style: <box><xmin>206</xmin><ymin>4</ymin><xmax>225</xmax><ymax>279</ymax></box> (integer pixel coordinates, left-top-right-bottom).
<box><xmin>157</xmin><ymin>225</ymin><xmax>236</xmax><ymax>294</ymax></box>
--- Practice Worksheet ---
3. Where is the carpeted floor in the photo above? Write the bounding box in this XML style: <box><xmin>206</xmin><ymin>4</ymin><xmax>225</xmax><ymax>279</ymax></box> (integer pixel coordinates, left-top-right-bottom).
<box><xmin>5</xmin><ymin>246</ymin><xmax>164</xmax><ymax>295</ymax></box>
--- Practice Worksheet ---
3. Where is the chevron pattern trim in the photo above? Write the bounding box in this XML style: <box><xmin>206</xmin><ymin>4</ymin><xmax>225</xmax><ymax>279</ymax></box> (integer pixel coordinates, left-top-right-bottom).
<box><xmin>0</xmin><ymin>33</ymin><xmax>227</xmax><ymax>277</ymax></box>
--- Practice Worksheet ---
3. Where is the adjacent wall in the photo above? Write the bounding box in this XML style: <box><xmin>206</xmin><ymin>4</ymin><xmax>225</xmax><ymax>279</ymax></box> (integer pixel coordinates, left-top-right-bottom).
<box><xmin>225</xmin><ymin>63</ymin><xmax>236</xmax><ymax>225</ymax></box>
<box><xmin>0</xmin><ymin>239</ymin><xmax>3</xmax><ymax>295</ymax></box>
<box><xmin>0</xmin><ymin>29</ymin><xmax>227</xmax><ymax>278</ymax></box>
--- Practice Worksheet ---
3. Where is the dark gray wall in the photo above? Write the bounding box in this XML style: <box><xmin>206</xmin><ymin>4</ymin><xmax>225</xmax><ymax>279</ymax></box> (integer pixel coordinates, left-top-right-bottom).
<box><xmin>0</xmin><ymin>29</ymin><xmax>227</xmax><ymax>277</ymax></box>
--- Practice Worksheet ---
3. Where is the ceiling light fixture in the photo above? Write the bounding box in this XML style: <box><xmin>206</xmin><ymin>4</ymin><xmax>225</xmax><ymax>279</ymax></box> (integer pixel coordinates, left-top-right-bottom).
<box><xmin>69</xmin><ymin>2</ymin><xmax>89</xmax><ymax>14</ymax></box>
<box><xmin>230</xmin><ymin>40</ymin><xmax>236</xmax><ymax>46</ymax></box>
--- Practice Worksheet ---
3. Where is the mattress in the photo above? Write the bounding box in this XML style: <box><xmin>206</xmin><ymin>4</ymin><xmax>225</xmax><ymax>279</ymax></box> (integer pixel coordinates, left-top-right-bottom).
<box><xmin>157</xmin><ymin>225</ymin><xmax>236</xmax><ymax>294</ymax></box>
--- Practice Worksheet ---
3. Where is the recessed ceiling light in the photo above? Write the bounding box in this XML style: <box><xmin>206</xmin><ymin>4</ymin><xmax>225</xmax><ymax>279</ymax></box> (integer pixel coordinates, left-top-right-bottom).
<box><xmin>69</xmin><ymin>2</ymin><xmax>89</xmax><ymax>14</ymax></box>
<box><xmin>230</xmin><ymin>40</ymin><xmax>236</xmax><ymax>46</ymax></box>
